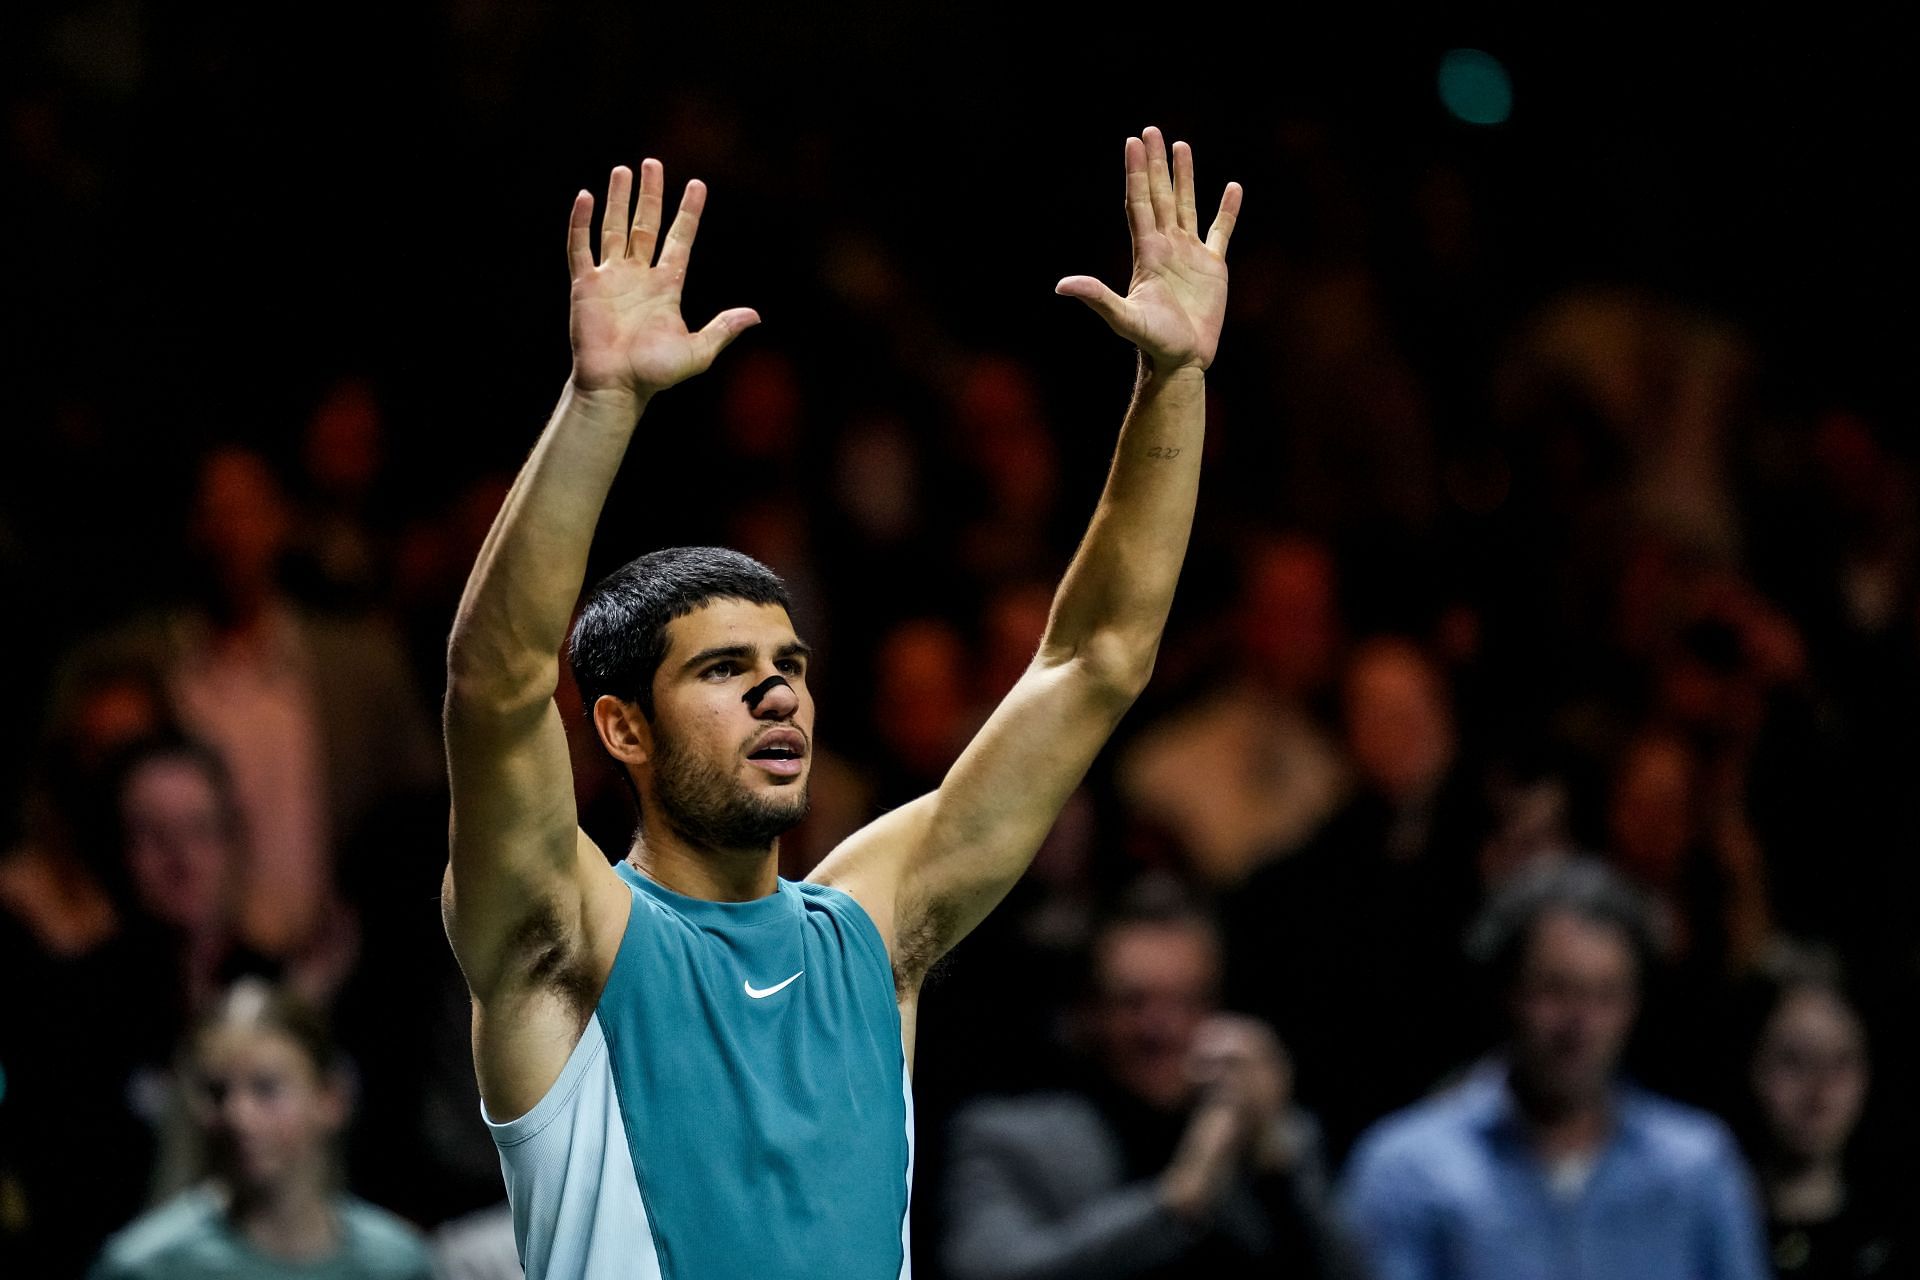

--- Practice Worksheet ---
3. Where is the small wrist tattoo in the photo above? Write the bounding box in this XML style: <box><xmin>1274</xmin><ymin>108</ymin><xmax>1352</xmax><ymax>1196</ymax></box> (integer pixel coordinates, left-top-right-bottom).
<box><xmin>1146</xmin><ymin>445</ymin><xmax>1183</xmax><ymax>460</ymax></box>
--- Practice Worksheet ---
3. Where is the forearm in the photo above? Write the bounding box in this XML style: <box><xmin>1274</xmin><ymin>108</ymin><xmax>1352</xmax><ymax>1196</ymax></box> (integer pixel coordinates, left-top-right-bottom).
<box><xmin>446</xmin><ymin>380</ymin><xmax>647</xmax><ymax>704</ymax></box>
<box><xmin>1039</xmin><ymin>358</ymin><xmax>1205</xmax><ymax>690</ymax></box>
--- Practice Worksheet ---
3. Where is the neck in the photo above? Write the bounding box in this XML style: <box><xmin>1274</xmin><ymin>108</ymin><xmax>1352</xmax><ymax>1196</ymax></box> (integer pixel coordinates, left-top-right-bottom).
<box><xmin>1510</xmin><ymin>1072</ymin><xmax>1613</xmax><ymax>1159</ymax></box>
<box><xmin>629</xmin><ymin>832</ymin><xmax>779</xmax><ymax>902</ymax></box>
<box><xmin>226</xmin><ymin>1164</ymin><xmax>337</xmax><ymax>1261</ymax></box>
<box><xmin>1768</xmin><ymin>1154</ymin><xmax>1847</xmax><ymax>1224</ymax></box>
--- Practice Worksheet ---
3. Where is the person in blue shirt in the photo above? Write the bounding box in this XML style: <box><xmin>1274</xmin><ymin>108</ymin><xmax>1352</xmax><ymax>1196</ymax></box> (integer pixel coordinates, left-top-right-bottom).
<box><xmin>440</xmin><ymin>128</ymin><xmax>1242</xmax><ymax>1279</ymax></box>
<box><xmin>1339</xmin><ymin>858</ymin><xmax>1769</xmax><ymax>1280</ymax></box>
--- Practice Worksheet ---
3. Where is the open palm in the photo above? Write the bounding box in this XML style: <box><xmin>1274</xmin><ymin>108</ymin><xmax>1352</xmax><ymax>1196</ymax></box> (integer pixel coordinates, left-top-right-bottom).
<box><xmin>567</xmin><ymin>160</ymin><xmax>758</xmax><ymax>397</ymax></box>
<box><xmin>1058</xmin><ymin>128</ymin><xmax>1242</xmax><ymax>373</ymax></box>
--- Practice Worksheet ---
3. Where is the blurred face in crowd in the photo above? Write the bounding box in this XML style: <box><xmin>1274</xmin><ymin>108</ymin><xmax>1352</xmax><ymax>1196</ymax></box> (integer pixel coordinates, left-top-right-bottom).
<box><xmin>1343</xmin><ymin>639</ymin><xmax>1455</xmax><ymax>805</ymax></box>
<box><xmin>123</xmin><ymin>754</ymin><xmax>235</xmax><ymax>934</ymax></box>
<box><xmin>873</xmin><ymin>618</ymin><xmax>970</xmax><ymax>777</ymax></box>
<box><xmin>1608</xmin><ymin>731</ymin><xmax>1695</xmax><ymax>886</ymax></box>
<box><xmin>1509</xmin><ymin>910</ymin><xmax>1639</xmax><ymax>1113</ymax></box>
<box><xmin>957</xmin><ymin>357</ymin><xmax>1058</xmax><ymax>519</ymax></box>
<box><xmin>1240</xmin><ymin>537</ymin><xmax>1339</xmax><ymax>697</ymax></box>
<box><xmin>1752</xmin><ymin>986</ymin><xmax>1868</xmax><ymax>1167</ymax></box>
<box><xmin>192</xmin><ymin>447</ymin><xmax>291</xmax><ymax>594</ymax></box>
<box><xmin>302</xmin><ymin>378</ymin><xmax>385</xmax><ymax>501</ymax></box>
<box><xmin>194</xmin><ymin>1022</ymin><xmax>345</xmax><ymax>1196</ymax></box>
<box><xmin>1091</xmin><ymin>920</ymin><xmax>1221</xmax><ymax>1111</ymax></box>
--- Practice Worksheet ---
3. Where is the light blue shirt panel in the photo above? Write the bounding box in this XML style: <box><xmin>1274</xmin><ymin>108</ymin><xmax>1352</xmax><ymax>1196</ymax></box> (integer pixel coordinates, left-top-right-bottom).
<box><xmin>485</xmin><ymin>1012</ymin><xmax>660</xmax><ymax>1280</ymax></box>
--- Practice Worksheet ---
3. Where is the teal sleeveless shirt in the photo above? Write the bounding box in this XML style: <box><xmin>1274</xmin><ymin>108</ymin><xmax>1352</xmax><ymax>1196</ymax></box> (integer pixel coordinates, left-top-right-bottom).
<box><xmin>486</xmin><ymin>864</ymin><xmax>913</xmax><ymax>1279</ymax></box>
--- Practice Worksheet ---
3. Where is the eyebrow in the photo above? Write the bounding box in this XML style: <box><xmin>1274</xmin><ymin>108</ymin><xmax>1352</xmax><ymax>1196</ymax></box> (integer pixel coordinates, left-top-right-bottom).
<box><xmin>679</xmin><ymin>639</ymin><xmax>814</xmax><ymax>673</ymax></box>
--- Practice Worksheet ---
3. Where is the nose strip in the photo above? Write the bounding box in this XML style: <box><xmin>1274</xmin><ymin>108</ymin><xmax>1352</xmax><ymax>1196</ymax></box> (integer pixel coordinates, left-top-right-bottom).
<box><xmin>742</xmin><ymin>675</ymin><xmax>792</xmax><ymax>712</ymax></box>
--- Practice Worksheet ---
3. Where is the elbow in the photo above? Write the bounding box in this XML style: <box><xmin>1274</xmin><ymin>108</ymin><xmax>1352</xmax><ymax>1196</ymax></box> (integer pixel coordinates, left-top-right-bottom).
<box><xmin>444</xmin><ymin>631</ymin><xmax>560</xmax><ymax>722</ymax></box>
<box><xmin>1071</xmin><ymin>630</ymin><xmax>1158</xmax><ymax>705</ymax></box>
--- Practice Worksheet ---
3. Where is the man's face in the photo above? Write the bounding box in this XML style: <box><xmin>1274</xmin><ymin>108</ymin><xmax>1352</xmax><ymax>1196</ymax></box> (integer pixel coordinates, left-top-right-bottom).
<box><xmin>1091</xmin><ymin>923</ymin><xmax>1221</xmax><ymax>1111</ymax></box>
<box><xmin>641</xmin><ymin>599</ymin><xmax>814</xmax><ymax>851</ymax></box>
<box><xmin>1509</xmin><ymin>910</ymin><xmax>1639</xmax><ymax>1110</ymax></box>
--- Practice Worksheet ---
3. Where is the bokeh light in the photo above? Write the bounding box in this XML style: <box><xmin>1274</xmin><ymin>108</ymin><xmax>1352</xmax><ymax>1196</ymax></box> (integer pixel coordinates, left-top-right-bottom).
<box><xmin>1438</xmin><ymin>48</ymin><xmax>1513</xmax><ymax>125</ymax></box>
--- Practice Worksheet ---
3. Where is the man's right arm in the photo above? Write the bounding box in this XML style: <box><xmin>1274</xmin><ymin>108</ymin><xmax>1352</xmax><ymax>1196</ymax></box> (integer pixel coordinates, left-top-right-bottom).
<box><xmin>441</xmin><ymin>159</ymin><xmax>757</xmax><ymax>1111</ymax></box>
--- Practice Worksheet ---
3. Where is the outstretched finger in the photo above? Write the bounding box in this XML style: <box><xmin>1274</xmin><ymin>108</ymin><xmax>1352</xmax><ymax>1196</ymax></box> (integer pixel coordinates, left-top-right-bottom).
<box><xmin>1143</xmin><ymin>126</ymin><xmax>1176</xmax><ymax>230</ymax></box>
<box><xmin>566</xmin><ymin>190</ymin><xmax>595</xmax><ymax>278</ymax></box>
<box><xmin>1173</xmin><ymin>141</ymin><xmax>1199</xmax><ymax>235</ymax></box>
<box><xmin>1205</xmin><ymin>181</ymin><xmax>1244</xmax><ymax>258</ymax></box>
<box><xmin>1056</xmin><ymin>274</ymin><xmax>1130</xmax><ymax>332</ymax></box>
<box><xmin>600</xmin><ymin>166</ymin><xmax>633</xmax><ymax>263</ymax></box>
<box><xmin>694</xmin><ymin>306</ymin><xmax>761</xmax><ymax>368</ymax></box>
<box><xmin>656</xmin><ymin>178</ymin><xmax>708</xmax><ymax>280</ymax></box>
<box><xmin>1123</xmin><ymin>137</ymin><xmax>1152</xmax><ymax>246</ymax></box>
<box><xmin>628</xmin><ymin>158</ymin><xmax>664</xmax><ymax>264</ymax></box>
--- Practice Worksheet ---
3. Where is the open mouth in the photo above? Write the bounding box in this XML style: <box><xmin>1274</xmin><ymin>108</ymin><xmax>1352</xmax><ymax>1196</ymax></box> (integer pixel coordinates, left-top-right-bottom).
<box><xmin>746</xmin><ymin>731</ymin><xmax>807</xmax><ymax>777</ymax></box>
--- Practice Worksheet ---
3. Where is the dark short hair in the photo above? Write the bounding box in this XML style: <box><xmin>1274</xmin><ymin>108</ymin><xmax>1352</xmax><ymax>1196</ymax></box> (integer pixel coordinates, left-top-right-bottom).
<box><xmin>1087</xmin><ymin>874</ymin><xmax>1223</xmax><ymax>993</ymax></box>
<box><xmin>1467</xmin><ymin>856</ymin><xmax>1661</xmax><ymax>992</ymax></box>
<box><xmin>568</xmin><ymin>546</ymin><xmax>793</xmax><ymax>721</ymax></box>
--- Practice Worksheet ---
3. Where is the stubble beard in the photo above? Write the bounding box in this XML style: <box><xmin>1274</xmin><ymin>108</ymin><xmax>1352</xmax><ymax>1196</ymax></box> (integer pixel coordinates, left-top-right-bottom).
<box><xmin>651</xmin><ymin>732</ymin><xmax>810</xmax><ymax>853</ymax></box>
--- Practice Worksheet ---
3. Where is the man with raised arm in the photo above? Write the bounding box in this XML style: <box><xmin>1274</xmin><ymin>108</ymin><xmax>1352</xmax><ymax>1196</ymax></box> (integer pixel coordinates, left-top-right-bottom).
<box><xmin>442</xmin><ymin>128</ymin><xmax>1241</xmax><ymax>1280</ymax></box>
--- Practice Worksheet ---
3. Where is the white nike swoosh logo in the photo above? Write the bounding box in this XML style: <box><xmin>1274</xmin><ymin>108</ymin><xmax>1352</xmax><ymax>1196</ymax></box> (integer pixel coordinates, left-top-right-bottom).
<box><xmin>744</xmin><ymin>971</ymin><xmax>803</xmax><ymax>999</ymax></box>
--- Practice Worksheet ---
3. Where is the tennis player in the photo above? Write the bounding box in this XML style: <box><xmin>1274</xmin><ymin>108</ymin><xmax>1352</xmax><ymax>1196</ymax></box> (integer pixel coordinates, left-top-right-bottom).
<box><xmin>442</xmin><ymin>126</ymin><xmax>1240</xmax><ymax>1278</ymax></box>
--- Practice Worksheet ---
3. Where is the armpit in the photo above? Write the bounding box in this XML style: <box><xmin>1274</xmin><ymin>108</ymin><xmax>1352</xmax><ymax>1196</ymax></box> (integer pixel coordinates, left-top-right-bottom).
<box><xmin>504</xmin><ymin>897</ymin><xmax>599</xmax><ymax>1012</ymax></box>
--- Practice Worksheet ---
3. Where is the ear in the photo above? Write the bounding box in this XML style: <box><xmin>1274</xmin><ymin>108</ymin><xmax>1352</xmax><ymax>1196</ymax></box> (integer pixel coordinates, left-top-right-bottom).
<box><xmin>594</xmin><ymin>693</ymin><xmax>653</xmax><ymax>770</ymax></box>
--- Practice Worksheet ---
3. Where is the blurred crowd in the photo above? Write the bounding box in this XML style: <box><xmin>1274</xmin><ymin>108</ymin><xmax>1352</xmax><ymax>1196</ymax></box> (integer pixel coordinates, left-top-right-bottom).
<box><xmin>6</xmin><ymin>9</ymin><xmax>1920</xmax><ymax>1279</ymax></box>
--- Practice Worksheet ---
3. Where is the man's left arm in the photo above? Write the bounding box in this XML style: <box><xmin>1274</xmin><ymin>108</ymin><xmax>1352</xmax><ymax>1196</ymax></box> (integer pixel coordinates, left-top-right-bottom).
<box><xmin>813</xmin><ymin>127</ymin><xmax>1241</xmax><ymax>982</ymax></box>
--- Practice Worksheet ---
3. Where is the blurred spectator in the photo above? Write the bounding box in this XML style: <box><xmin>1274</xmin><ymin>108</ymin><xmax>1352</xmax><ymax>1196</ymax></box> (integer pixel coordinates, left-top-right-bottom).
<box><xmin>1340</xmin><ymin>859</ymin><xmax>1768</xmax><ymax>1280</ymax></box>
<box><xmin>1605</xmin><ymin>725</ymin><xmax>1771</xmax><ymax>975</ymax></box>
<box><xmin>867</xmin><ymin>616</ymin><xmax>978</xmax><ymax>807</ymax></box>
<box><xmin>1225</xmin><ymin>635</ymin><xmax>1489</xmax><ymax>1158</ymax></box>
<box><xmin>1120</xmin><ymin>535</ymin><xmax>1349</xmax><ymax>884</ymax></box>
<box><xmin>942</xmin><ymin>881</ymin><xmax>1354</xmax><ymax>1280</ymax></box>
<box><xmin>0</xmin><ymin>655</ymin><xmax>169</xmax><ymax>962</ymax></box>
<box><xmin>89</xmin><ymin>977</ymin><xmax>431</xmax><ymax>1279</ymax></box>
<box><xmin>3</xmin><ymin>734</ymin><xmax>298</xmax><ymax>1275</ymax></box>
<box><xmin>951</xmin><ymin>356</ymin><xmax>1064</xmax><ymax>586</ymax></box>
<box><xmin>1506</xmin><ymin>290</ymin><xmax>1748</xmax><ymax>564</ymax></box>
<box><xmin>286</xmin><ymin>376</ymin><xmax>395</xmax><ymax>612</ymax></box>
<box><xmin>1265</xmin><ymin>263</ymin><xmax>1440</xmax><ymax>544</ymax></box>
<box><xmin>73</xmin><ymin>444</ymin><xmax>438</xmax><ymax>958</ymax></box>
<box><xmin>1737</xmin><ymin>946</ymin><xmax>1914</xmax><ymax>1279</ymax></box>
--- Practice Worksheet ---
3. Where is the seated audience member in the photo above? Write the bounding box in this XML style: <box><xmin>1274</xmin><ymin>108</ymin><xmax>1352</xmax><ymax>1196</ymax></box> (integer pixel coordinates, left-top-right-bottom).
<box><xmin>1340</xmin><ymin>858</ymin><xmax>1768</xmax><ymax>1280</ymax></box>
<box><xmin>81</xmin><ymin>444</ymin><xmax>438</xmax><ymax>959</ymax></box>
<box><xmin>1740</xmin><ymin>947</ymin><xmax>1913</xmax><ymax>1279</ymax></box>
<box><xmin>3</xmin><ymin>733</ymin><xmax>287</xmax><ymax>1274</ymax></box>
<box><xmin>1119</xmin><ymin>535</ymin><xmax>1349</xmax><ymax>885</ymax></box>
<box><xmin>943</xmin><ymin>881</ymin><xmax>1355</xmax><ymax>1280</ymax></box>
<box><xmin>1226</xmin><ymin>635</ymin><xmax>1489</xmax><ymax>1159</ymax></box>
<box><xmin>90</xmin><ymin>978</ymin><xmax>431</xmax><ymax>1280</ymax></box>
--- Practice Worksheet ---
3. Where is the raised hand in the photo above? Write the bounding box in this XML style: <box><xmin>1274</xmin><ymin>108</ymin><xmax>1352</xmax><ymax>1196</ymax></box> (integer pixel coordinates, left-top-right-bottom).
<box><xmin>566</xmin><ymin>160</ymin><xmax>759</xmax><ymax>399</ymax></box>
<box><xmin>1057</xmin><ymin>127</ymin><xmax>1242</xmax><ymax>373</ymax></box>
